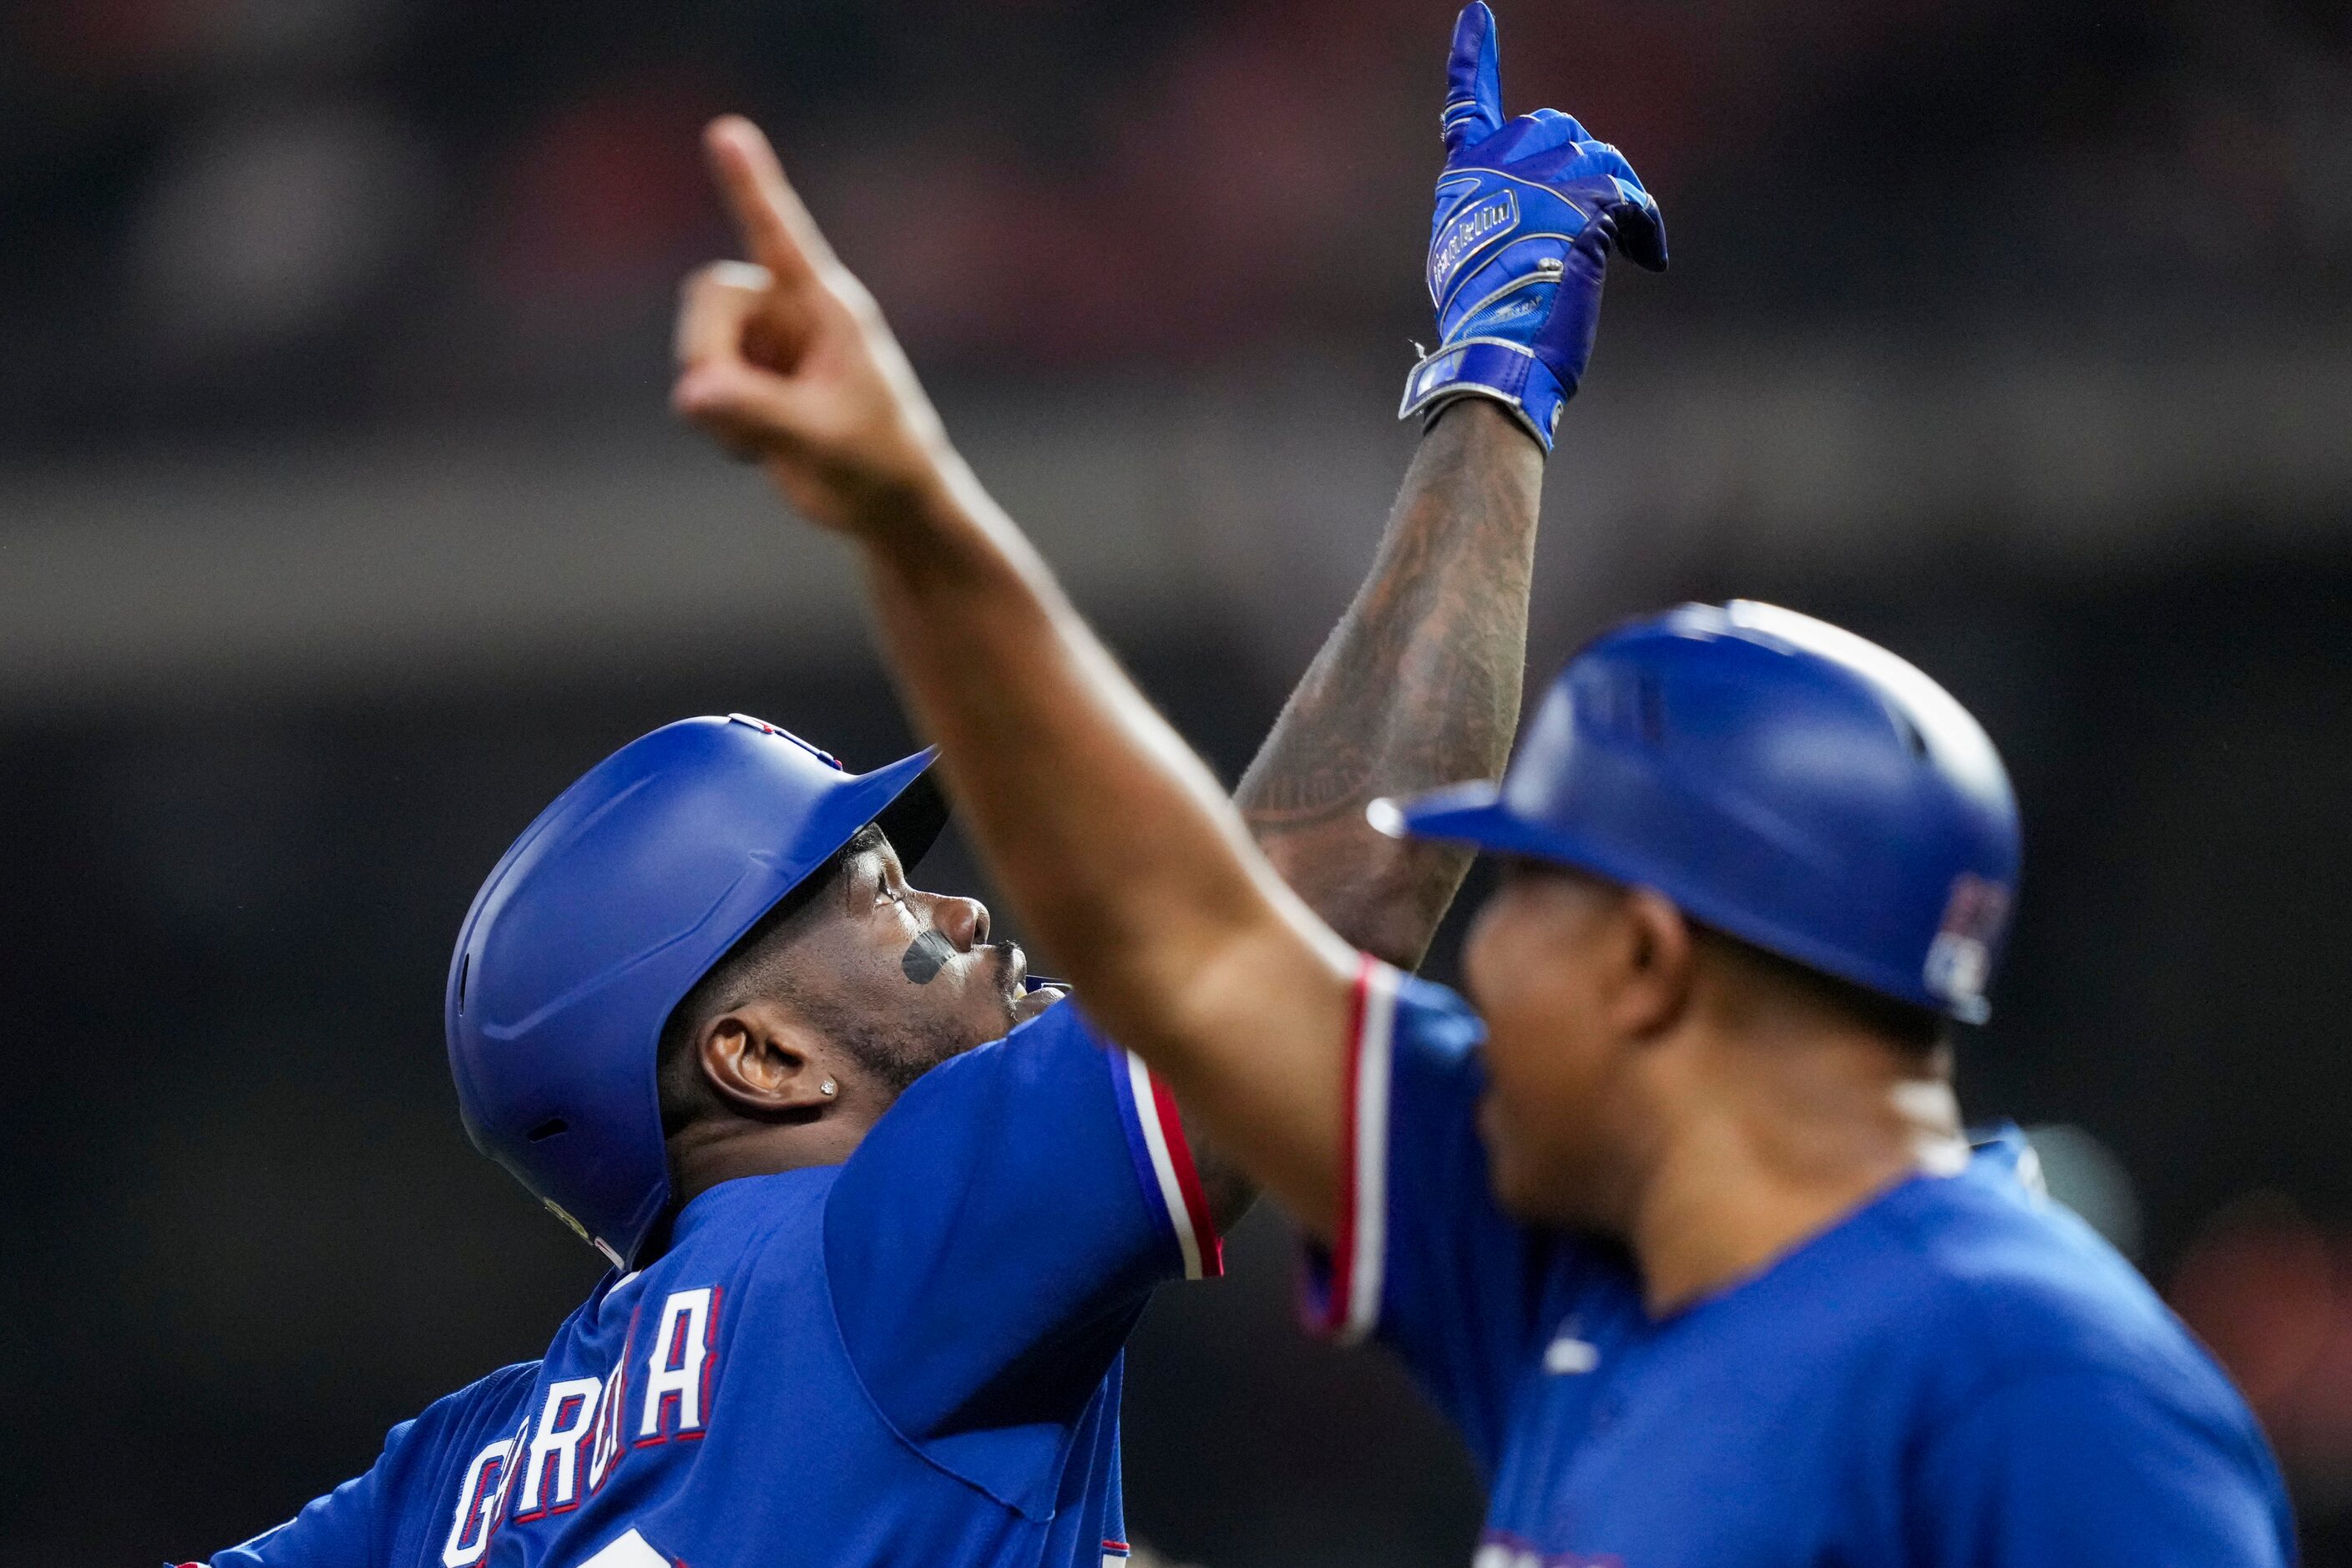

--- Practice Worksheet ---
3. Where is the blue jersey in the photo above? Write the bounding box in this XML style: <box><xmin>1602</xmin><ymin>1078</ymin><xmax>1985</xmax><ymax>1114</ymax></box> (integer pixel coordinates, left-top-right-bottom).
<box><xmin>196</xmin><ymin>1003</ymin><xmax>1218</xmax><ymax>1568</ymax></box>
<box><xmin>1304</xmin><ymin>961</ymin><xmax>2294</xmax><ymax>1567</ymax></box>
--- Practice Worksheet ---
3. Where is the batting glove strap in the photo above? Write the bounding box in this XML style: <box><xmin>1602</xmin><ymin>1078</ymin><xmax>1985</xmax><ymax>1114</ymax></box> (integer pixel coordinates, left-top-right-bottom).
<box><xmin>1398</xmin><ymin>337</ymin><xmax>1564</xmax><ymax>449</ymax></box>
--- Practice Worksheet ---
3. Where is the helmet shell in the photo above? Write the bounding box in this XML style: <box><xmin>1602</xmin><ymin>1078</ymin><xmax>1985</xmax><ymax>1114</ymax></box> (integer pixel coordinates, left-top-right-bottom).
<box><xmin>445</xmin><ymin>714</ymin><xmax>939</xmax><ymax>1264</ymax></box>
<box><xmin>1390</xmin><ymin>602</ymin><xmax>2019</xmax><ymax>1020</ymax></box>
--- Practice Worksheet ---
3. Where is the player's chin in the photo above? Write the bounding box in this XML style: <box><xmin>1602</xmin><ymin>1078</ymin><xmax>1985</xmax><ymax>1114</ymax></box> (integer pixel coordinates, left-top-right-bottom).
<box><xmin>910</xmin><ymin>1000</ymin><xmax>1014</xmax><ymax>1075</ymax></box>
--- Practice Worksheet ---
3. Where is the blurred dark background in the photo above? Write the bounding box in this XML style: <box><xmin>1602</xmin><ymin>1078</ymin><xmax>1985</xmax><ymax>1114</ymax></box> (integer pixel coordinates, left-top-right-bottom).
<box><xmin>3</xmin><ymin>0</ymin><xmax>2349</xmax><ymax>1563</ymax></box>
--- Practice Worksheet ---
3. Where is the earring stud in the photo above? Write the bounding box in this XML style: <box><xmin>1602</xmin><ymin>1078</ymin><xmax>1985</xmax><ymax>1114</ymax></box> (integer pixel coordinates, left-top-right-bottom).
<box><xmin>820</xmin><ymin>1079</ymin><xmax>838</xmax><ymax>1097</ymax></box>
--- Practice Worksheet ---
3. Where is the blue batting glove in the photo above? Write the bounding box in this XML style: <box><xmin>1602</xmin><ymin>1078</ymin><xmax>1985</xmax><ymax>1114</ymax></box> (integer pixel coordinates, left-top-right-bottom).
<box><xmin>1400</xmin><ymin>3</ymin><xmax>1668</xmax><ymax>452</ymax></box>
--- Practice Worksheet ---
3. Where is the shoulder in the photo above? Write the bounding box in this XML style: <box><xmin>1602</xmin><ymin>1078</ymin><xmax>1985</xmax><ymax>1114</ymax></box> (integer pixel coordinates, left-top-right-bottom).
<box><xmin>670</xmin><ymin>1168</ymin><xmax>837</xmax><ymax>1257</ymax></box>
<box><xmin>1354</xmin><ymin>967</ymin><xmax>1485</xmax><ymax>1080</ymax></box>
<box><xmin>1388</xmin><ymin>971</ymin><xmax>1485</xmax><ymax>1050</ymax></box>
<box><xmin>824</xmin><ymin>999</ymin><xmax>1131</xmax><ymax>1229</ymax></box>
<box><xmin>1361</xmin><ymin>969</ymin><xmax>1491</xmax><ymax>1120</ymax></box>
<box><xmin>410</xmin><ymin>1359</ymin><xmax>541</xmax><ymax>1434</ymax></box>
<box><xmin>355</xmin><ymin>1360</ymin><xmax>543</xmax><ymax>1510</ymax></box>
<box><xmin>1872</xmin><ymin>1170</ymin><xmax>2258</xmax><ymax>1444</ymax></box>
<box><xmin>1877</xmin><ymin>1187</ymin><xmax>2293</xmax><ymax>1550</ymax></box>
<box><xmin>397</xmin><ymin>1360</ymin><xmax>543</xmax><ymax>1468</ymax></box>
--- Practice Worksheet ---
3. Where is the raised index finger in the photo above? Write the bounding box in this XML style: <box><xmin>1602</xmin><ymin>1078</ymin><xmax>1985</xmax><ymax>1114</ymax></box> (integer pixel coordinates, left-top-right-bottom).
<box><xmin>1441</xmin><ymin>3</ymin><xmax>1505</xmax><ymax>154</ymax></box>
<box><xmin>703</xmin><ymin>115</ymin><xmax>836</xmax><ymax>286</ymax></box>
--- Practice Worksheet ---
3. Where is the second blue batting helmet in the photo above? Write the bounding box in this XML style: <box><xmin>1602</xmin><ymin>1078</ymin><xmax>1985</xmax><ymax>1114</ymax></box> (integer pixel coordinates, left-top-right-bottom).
<box><xmin>1384</xmin><ymin>601</ymin><xmax>2020</xmax><ymax>1021</ymax></box>
<box><xmin>444</xmin><ymin>714</ymin><xmax>943</xmax><ymax>1266</ymax></box>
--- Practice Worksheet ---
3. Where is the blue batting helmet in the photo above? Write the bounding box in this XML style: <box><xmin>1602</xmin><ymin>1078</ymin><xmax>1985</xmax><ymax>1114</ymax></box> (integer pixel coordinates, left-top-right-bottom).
<box><xmin>1385</xmin><ymin>601</ymin><xmax>2020</xmax><ymax>1021</ymax></box>
<box><xmin>445</xmin><ymin>714</ymin><xmax>943</xmax><ymax>1266</ymax></box>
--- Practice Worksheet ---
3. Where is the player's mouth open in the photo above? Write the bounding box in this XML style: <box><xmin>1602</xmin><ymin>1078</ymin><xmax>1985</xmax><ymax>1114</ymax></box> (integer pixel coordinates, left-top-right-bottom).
<box><xmin>1001</xmin><ymin>942</ymin><xmax>1070</xmax><ymax>1023</ymax></box>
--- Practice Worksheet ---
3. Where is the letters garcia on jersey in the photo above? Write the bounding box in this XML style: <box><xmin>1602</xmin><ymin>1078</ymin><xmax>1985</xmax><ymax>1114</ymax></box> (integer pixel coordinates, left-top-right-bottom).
<box><xmin>443</xmin><ymin>1287</ymin><xmax>722</xmax><ymax>1567</ymax></box>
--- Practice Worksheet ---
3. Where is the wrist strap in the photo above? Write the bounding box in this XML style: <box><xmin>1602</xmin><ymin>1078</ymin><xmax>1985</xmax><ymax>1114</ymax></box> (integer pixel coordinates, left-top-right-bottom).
<box><xmin>1398</xmin><ymin>337</ymin><xmax>1564</xmax><ymax>452</ymax></box>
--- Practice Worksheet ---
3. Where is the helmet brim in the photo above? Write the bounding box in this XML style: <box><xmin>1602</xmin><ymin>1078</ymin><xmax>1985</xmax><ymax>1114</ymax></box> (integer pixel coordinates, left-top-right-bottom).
<box><xmin>1374</xmin><ymin>781</ymin><xmax>1571</xmax><ymax>861</ymax></box>
<box><xmin>1372</xmin><ymin>781</ymin><xmax>1990</xmax><ymax>1025</ymax></box>
<box><xmin>1376</xmin><ymin>781</ymin><xmax>1672</xmax><ymax>897</ymax></box>
<box><xmin>874</xmin><ymin>765</ymin><xmax>949</xmax><ymax>870</ymax></box>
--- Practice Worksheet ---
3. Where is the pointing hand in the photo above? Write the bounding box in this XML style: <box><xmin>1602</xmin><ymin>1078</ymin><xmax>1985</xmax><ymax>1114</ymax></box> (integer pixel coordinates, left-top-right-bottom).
<box><xmin>671</xmin><ymin>116</ymin><xmax>959</xmax><ymax>534</ymax></box>
<box><xmin>1401</xmin><ymin>3</ymin><xmax>1667</xmax><ymax>452</ymax></box>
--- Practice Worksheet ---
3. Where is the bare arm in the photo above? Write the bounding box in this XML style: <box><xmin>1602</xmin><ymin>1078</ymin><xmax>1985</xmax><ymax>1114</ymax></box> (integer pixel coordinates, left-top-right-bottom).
<box><xmin>1194</xmin><ymin>400</ymin><xmax>1541</xmax><ymax>1227</ymax></box>
<box><xmin>1237</xmin><ymin>400</ymin><xmax>1541</xmax><ymax>972</ymax></box>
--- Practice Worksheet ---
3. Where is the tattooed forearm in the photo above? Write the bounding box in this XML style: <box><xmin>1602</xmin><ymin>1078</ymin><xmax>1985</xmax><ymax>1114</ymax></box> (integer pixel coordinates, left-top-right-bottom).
<box><xmin>1237</xmin><ymin>398</ymin><xmax>1545</xmax><ymax>970</ymax></box>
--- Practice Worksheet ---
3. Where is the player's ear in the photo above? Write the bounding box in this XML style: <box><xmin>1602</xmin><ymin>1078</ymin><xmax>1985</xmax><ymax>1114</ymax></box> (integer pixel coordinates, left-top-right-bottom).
<box><xmin>1614</xmin><ymin>889</ymin><xmax>1695</xmax><ymax>1040</ymax></box>
<box><xmin>698</xmin><ymin>999</ymin><xmax>839</xmax><ymax>1116</ymax></box>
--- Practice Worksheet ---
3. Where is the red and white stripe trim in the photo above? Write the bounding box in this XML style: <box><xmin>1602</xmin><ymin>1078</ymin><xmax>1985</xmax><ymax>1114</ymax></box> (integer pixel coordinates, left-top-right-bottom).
<box><xmin>1323</xmin><ymin>954</ymin><xmax>1399</xmax><ymax>1344</ymax></box>
<box><xmin>1122</xmin><ymin>1053</ymin><xmax>1224</xmax><ymax>1280</ymax></box>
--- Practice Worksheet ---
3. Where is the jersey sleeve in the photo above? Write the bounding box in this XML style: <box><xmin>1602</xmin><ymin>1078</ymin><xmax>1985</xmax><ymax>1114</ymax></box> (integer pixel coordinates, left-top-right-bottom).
<box><xmin>822</xmin><ymin>1000</ymin><xmax>1219</xmax><ymax>1480</ymax></box>
<box><xmin>198</xmin><ymin>1458</ymin><xmax>387</xmax><ymax>1568</ymax></box>
<box><xmin>1912</xmin><ymin>1368</ymin><xmax>2296</xmax><ymax>1567</ymax></box>
<box><xmin>1297</xmin><ymin>957</ymin><xmax>1570</xmax><ymax>1468</ymax></box>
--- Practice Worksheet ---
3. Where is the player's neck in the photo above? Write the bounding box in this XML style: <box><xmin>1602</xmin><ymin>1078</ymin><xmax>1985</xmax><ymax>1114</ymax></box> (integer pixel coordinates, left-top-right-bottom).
<box><xmin>668</xmin><ymin>1110</ymin><xmax>882</xmax><ymax>1210</ymax></box>
<box><xmin>1627</xmin><ymin>1030</ymin><xmax>1965</xmax><ymax>1318</ymax></box>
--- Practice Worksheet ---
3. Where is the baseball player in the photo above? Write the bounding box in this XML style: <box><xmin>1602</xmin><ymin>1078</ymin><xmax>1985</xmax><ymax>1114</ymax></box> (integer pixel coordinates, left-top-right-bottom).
<box><xmin>180</xmin><ymin>12</ymin><xmax>1665</xmax><ymax>1566</ymax></box>
<box><xmin>676</xmin><ymin>3</ymin><xmax>2297</xmax><ymax>1563</ymax></box>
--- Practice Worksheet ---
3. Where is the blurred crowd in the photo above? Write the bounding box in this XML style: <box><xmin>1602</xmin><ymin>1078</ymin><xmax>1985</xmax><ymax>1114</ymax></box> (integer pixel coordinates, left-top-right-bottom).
<box><xmin>5</xmin><ymin>0</ymin><xmax>2349</xmax><ymax>450</ymax></box>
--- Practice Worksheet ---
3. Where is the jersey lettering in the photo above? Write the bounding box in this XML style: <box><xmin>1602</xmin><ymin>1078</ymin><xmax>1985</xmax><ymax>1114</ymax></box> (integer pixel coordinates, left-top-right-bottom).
<box><xmin>440</xmin><ymin>1439</ymin><xmax>513</xmax><ymax>1567</ymax></box>
<box><xmin>513</xmin><ymin>1377</ymin><xmax>604</xmax><ymax>1519</ymax></box>
<box><xmin>587</xmin><ymin>1340</ymin><xmax>635</xmax><ymax>1491</ymax></box>
<box><xmin>636</xmin><ymin>1287</ymin><xmax>720</xmax><ymax>1444</ymax></box>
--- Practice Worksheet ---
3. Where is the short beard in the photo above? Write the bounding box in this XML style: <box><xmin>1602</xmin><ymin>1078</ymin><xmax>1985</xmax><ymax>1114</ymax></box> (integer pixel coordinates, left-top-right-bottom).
<box><xmin>795</xmin><ymin>979</ymin><xmax>999</xmax><ymax>1098</ymax></box>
